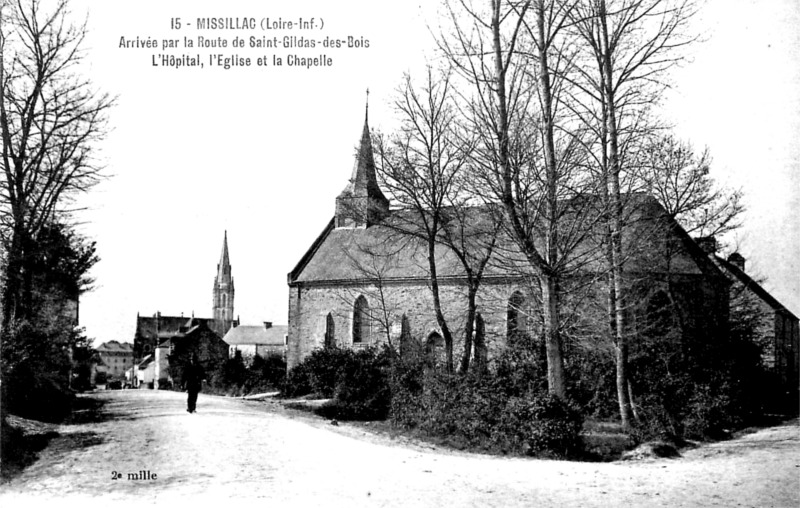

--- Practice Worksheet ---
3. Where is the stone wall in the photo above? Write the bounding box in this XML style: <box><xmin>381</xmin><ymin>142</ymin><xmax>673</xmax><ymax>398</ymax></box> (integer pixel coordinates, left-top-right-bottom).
<box><xmin>287</xmin><ymin>273</ymin><xmax>728</xmax><ymax>370</ymax></box>
<box><xmin>287</xmin><ymin>279</ymin><xmax>534</xmax><ymax>369</ymax></box>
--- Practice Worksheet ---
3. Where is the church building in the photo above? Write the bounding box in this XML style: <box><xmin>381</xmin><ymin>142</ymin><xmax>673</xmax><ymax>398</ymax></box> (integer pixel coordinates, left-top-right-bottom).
<box><xmin>285</xmin><ymin>110</ymin><xmax>732</xmax><ymax>371</ymax></box>
<box><xmin>133</xmin><ymin>232</ymin><xmax>238</xmax><ymax>363</ymax></box>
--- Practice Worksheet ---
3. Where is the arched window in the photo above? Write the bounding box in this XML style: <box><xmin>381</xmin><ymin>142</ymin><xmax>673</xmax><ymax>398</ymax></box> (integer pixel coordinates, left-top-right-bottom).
<box><xmin>353</xmin><ymin>296</ymin><xmax>370</xmax><ymax>344</ymax></box>
<box><xmin>324</xmin><ymin>313</ymin><xmax>335</xmax><ymax>348</ymax></box>
<box><xmin>507</xmin><ymin>290</ymin><xmax>527</xmax><ymax>340</ymax></box>
<box><xmin>425</xmin><ymin>331</ymin><xmax>445</xmax><ymax>368</ymax></box>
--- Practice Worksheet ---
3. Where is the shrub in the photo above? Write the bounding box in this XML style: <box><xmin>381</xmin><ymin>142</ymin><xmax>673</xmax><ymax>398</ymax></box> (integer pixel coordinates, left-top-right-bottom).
<box><xmin>302</xmin><ymin>347</ymin><xmax>359</xmax><ymax>398</ymax></box>
<box><xmin>206</xmin><ymin>352</ymin><xmax>247</xmax><ymax>396</ymax></box>
<box><xmin>243</xmin><ymin>353</ymin><xmax>286</xmax><ymax>393</ymax></box>
<box><xmin>2</xmin><ymin>367</ymin><xmax>74</xmax><ymax>423</ymax></box>
<box><xmin>390</xmin><ymin>365</ymin><xmax>583</xmax><ymax>458</ymax></box>
<box><xmin>281</xmin><ymin>361</ymin><xmax>313</xmax><ymax>398</ymax></box>
<box><xmin>495</xmin><ymin>394</ymin><xmax>584</xmax><ymax>456</ymax></box>
<box><xmin>388</xmin><ymin>357</ymin><xmax>426</xmax><ymax>427</ymax></box>
<box><xmin>326</xmin><ymin>348</ymin><xmax>392</xmax><ymax>420</ymax></box>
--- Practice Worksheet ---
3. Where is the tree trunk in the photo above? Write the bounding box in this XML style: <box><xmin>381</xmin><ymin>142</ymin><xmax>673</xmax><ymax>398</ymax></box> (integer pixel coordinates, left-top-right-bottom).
<box><xmin>460</xmin><ymin>283</ymin><xmax>478</xmax><ymax>373</ymax></box>
<box><xmin>600</xmin><ymin>0</ymin><xmax>634</xmax><ymax>428</ymax></box>
<box><xmin>543</xmin><ymin>273</ymin><xmax>567</xmax><ymax>398</ymax></box>
<box><xmin>536</xmin><ymin>0</ymin><xmax>567</xmax><ymax>399</ymax></box>
<box><xmin>428</xmin><ymin>236</ymin><xmax>454</xmax><ymax>372</ymax></box>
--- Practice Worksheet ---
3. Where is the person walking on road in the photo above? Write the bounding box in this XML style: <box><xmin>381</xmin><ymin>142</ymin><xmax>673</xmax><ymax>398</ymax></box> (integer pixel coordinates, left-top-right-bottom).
<box><xmin>183</xmin><ymin>354</ymin><xmax>205</xmax><ymax>413</ymax></box>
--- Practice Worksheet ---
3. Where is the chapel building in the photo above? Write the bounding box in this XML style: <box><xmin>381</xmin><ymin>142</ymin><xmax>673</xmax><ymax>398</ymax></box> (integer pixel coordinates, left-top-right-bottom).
<box><xmin>285</xmin><ymin>110</ymin><xmax>732</xmax><ymax>371</ymax></box>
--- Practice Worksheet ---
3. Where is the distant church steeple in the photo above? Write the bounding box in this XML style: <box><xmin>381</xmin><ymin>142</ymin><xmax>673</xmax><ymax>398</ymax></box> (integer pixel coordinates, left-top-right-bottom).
<box><xmin>335</xmin><ymin>95</ymin><xmax>389</xmax><ymax>228</ymax></box>
<box><xmin>213</xmin><ymin>231</ymin><xmax>234</xmax><ymax>324</ymax></box>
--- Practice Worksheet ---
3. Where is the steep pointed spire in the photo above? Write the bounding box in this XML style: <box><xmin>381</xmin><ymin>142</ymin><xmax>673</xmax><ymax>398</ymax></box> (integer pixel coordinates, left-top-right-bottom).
<box><xmin>213</xmin><ymin>231</ymin><xmax>235</xmax><ymax>331</ymax></box>
<box><xmin>218</xmin><ymin>230</ymin><xmax>230</xmax><ymax>279</ymax></box>
<box><xmin>335</xmin><ymin>95</ymin><xmax>389</xmax><ymax>228</ymax></box>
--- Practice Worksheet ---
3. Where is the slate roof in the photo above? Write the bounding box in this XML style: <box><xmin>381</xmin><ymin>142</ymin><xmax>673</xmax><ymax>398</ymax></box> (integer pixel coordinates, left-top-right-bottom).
<box><xmin>96</xmin><ymin>340</ymin><xmax>134</xmax><ymax>353</ymax></box>
<box><xmin>289</xmin><ymin>194</ymin><xmax>725</xmax><ymax>285</ymax></box>
<box><xmin>137</xmin><ymin>354</ymin><xmax>154</xmax><ymax>368</ymax></box>
<box><xmin>135</xmin><ymin>315</ymin><xmax>217</xmax><ymax>341</ymax></box>
<box><xmin>713</xmin><ymin>256</ymin><xmax>799</xmax><ymax>320</ymax></box>
<box><xmin>223</xmin><ymin>325</ymin><xmax>288</xmax><ymax>346</ymax></box>
<box><xmin>337</xmin><ymin>110</ymin><xmax>389</xmax><ymax>204</ymax></box>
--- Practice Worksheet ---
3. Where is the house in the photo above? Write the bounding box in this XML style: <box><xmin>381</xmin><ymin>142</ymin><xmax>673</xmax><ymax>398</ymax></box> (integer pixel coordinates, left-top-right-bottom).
<box><xmin>94</xmin><ymin>340</ymin><xmax>135</xmax><ymax>382</ymax></box>
<box><xmin>698</xmin><ymin>237</ymin><xmax>800</xmax><ymax>403</ymax></box>
<box><xmin>223</xmin><ymin>322</ymin><xmax>288</xmax><ymax>363</ymax></box>
<box><xmin>151</xmin><ymin>317</ymin><xmax>229</xmax><ymax>389</ymax></box>
<box><xmin>134</xmin><ymin>354</ymin><xmax>156</xmax><ymax>388</ymax></box>
<box><xmin>285</xmin><ymin>111</ymin><xmax>730</xmax><ymax>370</ymax></box>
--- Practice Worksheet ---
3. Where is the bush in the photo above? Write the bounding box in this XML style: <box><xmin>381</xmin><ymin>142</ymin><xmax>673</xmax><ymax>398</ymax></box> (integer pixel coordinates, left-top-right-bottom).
<box><xmin>496</xmin><ymin>394</ymin><xmax>584</xmax><ymax>456</ymax></box>
<box><xmin>2</xmin><ymin>367</ymin><xmax>74</xmax><ymax>423</ymax></box>
<box><xmin>302</xmin><ymin>347</ymin><xmax>359</xmax><ymax>398</ymax></box>
<box><xmin>627</xmin><ymin>327</ymin><xmax>776</xmax><ymax>443</ymax></box>
<box><xmin>205</xmin><ymin>351</ymin><xmax>246</xmax><ymax>396</ymax></box>
<box><xmin>1</xmin><ymin>321</ymin><xmax>76</xmax><ymax>423</ymax></box>
<box><xmin>325</xmin><ymin>348</ymin><xmax>392</xmax><ymax>420</ymax></box>
<box><xmin>388</xmin><ymin>357</ymin><xmax>426</xmax><ymax>427</ymax></box>
<box><xmin>390</xmin><ymin>365</ymin><xmax>583</xmax><ymax>458</ymax></box>
<box><xmin>282</xmin><ymin>346</ymin><xmax>393</xmax><ymax>420</ymax></box>
<box><xmin>281</xmin><ymin>361</ymin><xmax>313</xmax><ymax>398</ymax></box>
<box><xmin>243</xmin><ymin>353</ymin><xmax>286</xmax><ymax>393</ymax></box>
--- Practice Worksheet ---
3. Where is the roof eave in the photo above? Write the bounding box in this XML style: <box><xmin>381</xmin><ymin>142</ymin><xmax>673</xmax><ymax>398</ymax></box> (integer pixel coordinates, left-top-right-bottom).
<box><xmin>288</xmin><ymin>217</ymin><xmax>336</xmax><ymax>284</ymax></box>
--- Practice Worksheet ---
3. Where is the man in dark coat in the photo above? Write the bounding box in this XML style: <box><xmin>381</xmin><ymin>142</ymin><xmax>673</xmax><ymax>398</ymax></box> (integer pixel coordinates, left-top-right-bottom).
<box><xmin>183</xmin><ymin>354</ymin><xmax>205</xmax><ymax>413</ymax></box>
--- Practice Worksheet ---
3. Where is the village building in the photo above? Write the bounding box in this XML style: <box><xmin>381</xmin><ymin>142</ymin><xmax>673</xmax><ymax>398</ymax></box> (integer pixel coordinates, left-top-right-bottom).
<box><xmin>153</xmin><ymin>317</ymin><xmax>229</xmax><ymax>389</ymax></box>
<box><xmin>94</xmin><ymin>340</ymin><xmax>134</xmax><ymax>383</ymax></box>
<box><xmin>132</xmin><ymin>233</ymin><xmax>238</xmax><ymax>387</ymax></box>
<box><xmin>223</xmin><ymin>322</ymin><xmax>288</xmax><ymax>364</ymax></box>
<box><xmin>286</xmin><ymin>112</ymin><xmax>731</xmax><ymax>371</ymax></box>
<box><xmin>129</xmin><ymin>355</ymin><xmax>155</xmax><ymax>388</ymax></box>
<box><xmin>697</xmin><ymin>237</ymin><xmax>800</xmax><ymax>403</ymax></box>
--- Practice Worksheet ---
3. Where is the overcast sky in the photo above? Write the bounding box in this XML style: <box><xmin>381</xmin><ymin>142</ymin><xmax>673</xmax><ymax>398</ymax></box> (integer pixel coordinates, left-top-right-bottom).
<box><xmin>65</xmin><ymin>0</ymin><xmax>798</xmax><ymax>344</ymax></box>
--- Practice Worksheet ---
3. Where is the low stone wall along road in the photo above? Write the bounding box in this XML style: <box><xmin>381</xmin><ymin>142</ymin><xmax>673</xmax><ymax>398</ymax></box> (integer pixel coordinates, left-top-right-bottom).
<box><xmin>1</xmin><ymin>389</ymin><xmax>798</xmax><ymax>507</ymax></box>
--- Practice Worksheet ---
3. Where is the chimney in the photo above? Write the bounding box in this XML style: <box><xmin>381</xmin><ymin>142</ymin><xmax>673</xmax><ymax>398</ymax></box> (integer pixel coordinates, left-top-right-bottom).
<box><xmin>264</xmin><ymin>321</ymin><xmax>273</xmax><ymax>330</ymax></box>
<box><xmin>695</xmin><ymin>236</ymin><xmax>717</xmax><ymax>254</ymax></box>
<box><xmin>727</xmin><ymin>252</ymin><xmax>746</xmax><ymax>272</ymax></box>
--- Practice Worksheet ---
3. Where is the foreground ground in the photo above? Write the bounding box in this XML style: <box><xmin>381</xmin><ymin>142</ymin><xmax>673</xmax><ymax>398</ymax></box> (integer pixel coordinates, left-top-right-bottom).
<box><xmin>1</xmin><ymin>390</ymin><xmax>798</xmax><ymax>507</ymax></box>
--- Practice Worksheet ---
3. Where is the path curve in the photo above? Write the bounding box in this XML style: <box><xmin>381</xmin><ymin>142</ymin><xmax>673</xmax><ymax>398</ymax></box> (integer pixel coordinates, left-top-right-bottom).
<box><xmin>1</xmin><ymin>390</ymin><xmax>798</xmax><ymax>507</ymax></box>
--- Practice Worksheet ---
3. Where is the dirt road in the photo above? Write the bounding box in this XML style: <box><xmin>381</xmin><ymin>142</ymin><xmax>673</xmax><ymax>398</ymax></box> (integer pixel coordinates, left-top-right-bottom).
<box><xmin>1</xmin><ymin>389</ymin><xmax>798</xmax><ymax>507</ymax></box>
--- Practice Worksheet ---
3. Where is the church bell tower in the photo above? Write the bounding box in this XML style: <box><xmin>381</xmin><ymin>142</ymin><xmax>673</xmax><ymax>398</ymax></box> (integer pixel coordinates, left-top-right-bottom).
<box><xmin>213</xmin><ymin>231</ymin><xmax>235</xmax><ymax>326</ymax></box>
<box><xmin>334</xmin><ymin>97</ymin><xmax>389</xmax><ymax>228</ymax></box>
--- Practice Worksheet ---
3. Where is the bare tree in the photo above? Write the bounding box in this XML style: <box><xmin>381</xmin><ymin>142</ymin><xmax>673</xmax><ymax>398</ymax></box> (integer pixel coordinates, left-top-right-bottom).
<box><xmin>639</xmin><ymin>133</ymin><xmax>744</xmax><ymax>240</ymax></box>
<box><xmin>436</xmin><ymin>0</ymin><xmax>601</xmax><ymax>398</ymax></box>
<box><xmin>0</xmin><ymin>0</ymin><xmax>113</xmax><ymax>326</ymax></box>
<box><xmin>374</xmin><ymin>67</ymin><xmax>499</xmax><ymax>373</ymax></box>
<box><xmin>567</xmin><ymin>0</ymin><xmax>698</xmax><ymax>427</ymax></box>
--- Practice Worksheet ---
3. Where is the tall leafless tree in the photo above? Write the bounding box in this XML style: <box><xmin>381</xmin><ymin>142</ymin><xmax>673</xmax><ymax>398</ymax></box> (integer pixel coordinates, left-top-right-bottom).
<box><xmin>437</xmin><ymin>0</ymin><xmax>602</xmax><ymax>398</ymax></box>
<box><xmin>568</xmin><ymin>0</ymin><xmax>699</xmax><ymax>427</ymax></box>
<box><xmin>1</xmin><ymin>0</ymin><xmax>113</xmax><ymax>327</ymax></box>
<box><xmin>374</xmin><ymin>67</ymin><xmax>499</xmax><ymax>373</ymax></box>
<box><xmin>639</xmin><ymin>133</ymin><xmax>744</xmax><ymax>240</ymax></box>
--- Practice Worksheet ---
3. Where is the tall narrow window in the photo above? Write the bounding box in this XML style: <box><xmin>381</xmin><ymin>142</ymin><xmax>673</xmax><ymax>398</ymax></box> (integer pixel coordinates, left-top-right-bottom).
<box><xmin>400</xmin><ymin>314</ymin><xmax>412</xmax><ymax>357</ymax></box>
<box><xmin>473</xmin><ymin>312</ymin><xmax>487</xmax><ymax>372</ymax></box>
<box><xmin>353</xmin><ymin>296</ymin><xmax>370</xmax><ymax>344</ymax></box>
<box><xmin>324</xmin><ymin>313</ymin><xmax>335</xmax><ymax>348</ymax></box>
<box><xmin>507</xmin><ymin>291</ymin><xmax>527</xmax><ymax>340</ymax></box>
